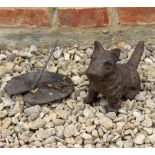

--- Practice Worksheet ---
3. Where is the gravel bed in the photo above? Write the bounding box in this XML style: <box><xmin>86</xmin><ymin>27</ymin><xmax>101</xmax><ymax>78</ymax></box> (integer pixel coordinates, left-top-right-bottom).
<box><xmin>0</xmin><ymin>42</ymin><xmax>155</xmax><ymax>148</ymax></box>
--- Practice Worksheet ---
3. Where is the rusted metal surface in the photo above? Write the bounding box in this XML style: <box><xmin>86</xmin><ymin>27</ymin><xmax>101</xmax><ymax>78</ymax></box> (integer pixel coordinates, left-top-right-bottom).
<box><xmin>84</xmin><ymin>41</ymin><xmax>144</xmax><ymax>113</ymax></box>
<box><xmin>4</xmin><ymin>71</ymin><xmax>73</xmax><ymax>104</ymax></box>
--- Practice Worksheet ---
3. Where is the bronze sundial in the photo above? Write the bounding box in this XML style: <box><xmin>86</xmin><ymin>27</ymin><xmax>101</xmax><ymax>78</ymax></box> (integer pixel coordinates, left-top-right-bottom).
<box><xmin>4</xmin><ymin>41</ymin><xmax>74</xmax><ymax>105</ymax></box>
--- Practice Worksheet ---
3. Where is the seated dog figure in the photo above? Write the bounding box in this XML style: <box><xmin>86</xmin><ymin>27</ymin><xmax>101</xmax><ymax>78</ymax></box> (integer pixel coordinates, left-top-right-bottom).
<box><xmin>84</xmin><ymin>41</ymin><xmax>144</xmax><ymax>113</ymax></box>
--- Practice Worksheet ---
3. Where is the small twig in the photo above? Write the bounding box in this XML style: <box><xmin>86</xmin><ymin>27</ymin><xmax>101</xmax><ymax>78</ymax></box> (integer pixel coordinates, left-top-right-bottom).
<box><xmin>31</xmin><ymin>40</ymin><xmax>58</xmax><ymax>89</ymax></box>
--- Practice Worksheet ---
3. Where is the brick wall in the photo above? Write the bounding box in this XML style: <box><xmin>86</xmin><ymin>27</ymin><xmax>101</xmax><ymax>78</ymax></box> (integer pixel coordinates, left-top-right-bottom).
<box><xmin>1</xmin><ymin>8</ymin><xmax>155</xmax><ymax>28</ymax></box>
<box><xmin>0</xmin><ymin>7</ymin><xmax>155</xmax><ymax>48</ymax></box>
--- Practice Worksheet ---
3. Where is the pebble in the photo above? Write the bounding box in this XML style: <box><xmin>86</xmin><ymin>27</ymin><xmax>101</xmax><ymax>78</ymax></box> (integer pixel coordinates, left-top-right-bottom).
<box><xmin>0</xmin><ymin>66</ymin><xmax>8</xmax><ymax>76</ymax></box>
<box><xmin>49</xmin><ymin>66</ymin><xmax>57</xmax><ymax>72</ymax></box>
<box><xmin>55</xmin><ymin>126</ymin><xmax>64</xmax><ymax>138</ymax></box>
<box><xmin>1</xmin><ymin>129</ymin><xmax>12</xmax><ymax>138</ymax></box>
<box><xmin>0</xmin><ymin>103</ymin><xmax>4</xmax><ymax>111</ymax></box>
<box><xmin>2</xmin><ymin>117</ymin><xmax>12</xmax><ymax>129</ymax></box>
<box><xmin>8</xmin><ymin>104</ymin><xmax>23</xmax><ymax>117</ymax></box>
<box><xmin>142</xmin><ymin>117</ymin><xmax>153</xmax><ymax>127</ymax></box>
<box><xmin>135</xmin><ymin>92</ymin><xmax>146</xmax><ymax>101</ymax></box>
<box><xmin>12</xmin><ymin>117</ymin><xmax>18</xmax><ymax>124</ymax></box>
<box><xmin>65</xmin><ymin>137</ymin><xmax>75</xmax><ymax>144</ymax></box>
<box><xmin>17</xmin><ymin>122</ymin><xmax>29</xmax><ymax>132</ymax></box>
<box><xmin>19</xmin><ymin>131</ymin><xmax>32</xmax><ymax>143</ymax></box>
<box><xmin>144</xmin><ymin>58</ymin><xmax>153</xmax><ymax>64</ymax></box>
<box><xmin>64</xmin><ymin>53</ymin><xmax>70</xmax><ymax>61</ymax></box>
<box><xmin>0</xmin><ymin>54</ymin><xmax>7</xmax><ymax>60</ymax></box>
<box><xmin>100</xmin><ymin>117</ymin><xmax>113</xmax><ymax>129</ymax></box>
<box><xmin>15</xmin><ymin>51</ymin><xmax>33</xmax><ymax>58</ymax></box>
<box><xmin>29</xmin><ymin>118</ymin><xmax>46</xmax><ymax>130</ymax></box>
<box><xmin>74</xmin><ymin>55</ymin><xmax>81</xmax><ymax>62</ymax></box>
<box><xmin>83</xmin><ymin>108</ymin><xmax>94</xmax><ymax>118</ymax></box>
<box><xmin>91</xmin><ymin>129</ymin><xmax>99</xmax><ymax>138</ymax></box>
<box><xmin>85</xmin><ymin>125</ymin><xmax>96</xmax><ymax>133</ymax></box>
<box><xmin>133</xmin><ymin>111</ymin><xmax>144</xmax><ymax>122</ymax></box>
<box><xmin>36</xmin><ymin>129</ymin><xmax>56</xmax><ymax>140</ymax></box>
<box><xmin>106</xmin><ymin>112</ymin><xmax>117</xmax><ymax>120</ymax></box>
<box><xmin>146</xmin><ymin>98</ymin><xmax>155</xmax><ymax>109</ymax></box>
<box><xmin>2</xmin><ymin>95</ymin><xmax>15</xmax><ymax>107</ymax></box>
<box><xmin>149</xmin><ymin>134</ymin><xmax>155</xmax><ymax>144</ymax></box>
<box><xmin>24</xmin><ymin>105</ymin><xmax>41</xmax><ymax>121</ymax></box>
<box><xmin>53</xmin><ymin>49</ymin><xmax>62</xmax><ymax>59</ymax></box>
<box><xmin>64</xmin><ymin>124</ymin><xmax>77</xmax><ymax>138</ymax></box>
<box><xmin>85</xmin><ymin>48</ymin><xmax>93</xmax><ymax>57</ymax></box>
<box><xmin>1</xmin><ymin>43</ymin><xmax>155</xmax><ymax>148</ymax></box>
<box><xmin>0</xmin><ymin>110</ymin><xmax>8</xmax><ymax>119</ymax></box>
<box><xmin>71</xmin><ymin>76</ymin><xmax>82</xmax><ymax>85</ymax></box>
<box><xmin>124</xmin><ymin>139</ymin><xmax>133</xmax><ymax>147</ymax></box>
<box><xmin>56</xmin><ymin>110</ymin><xmax>70</xmax><ymax>120</ymax></box>
<box><xmin>29</xmin><ymin>45</ymin><xmax>37</xmax><ymax>53</ymax></box>
<box><xmin>81</xmin><ymin>133</ymin><xmax>92</xmax><ymax>140</ymax></box>
<box><xmin>34</xmin><ymin>61</ymin><xmax>44</xmax><ymax>68</ymax></box>
<box><xmin>143</xmin><ymin>128</ymin><xmax>153</xmax><ymax>135</ymax></box>
<box><xmin>53</xmin><ymin>119</ymin><xmax>65</xmax><ymax>126</ymax></box>
<box><xmin>116</xmin><ymin>140</ymin><xmax>124</xmax><ymax>148</ymax></box>
<box><xmin>134</xmin><ymin>133</ymin><xmax>146</xmax><ymax>145</ymax></box>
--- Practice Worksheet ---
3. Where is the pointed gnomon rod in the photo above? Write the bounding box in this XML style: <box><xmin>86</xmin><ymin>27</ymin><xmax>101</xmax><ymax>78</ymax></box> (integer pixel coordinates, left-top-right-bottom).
<box><xmin>31</xmin><ymin>40</ymin><xmax>58</xmax><ymax>90</ymax></box>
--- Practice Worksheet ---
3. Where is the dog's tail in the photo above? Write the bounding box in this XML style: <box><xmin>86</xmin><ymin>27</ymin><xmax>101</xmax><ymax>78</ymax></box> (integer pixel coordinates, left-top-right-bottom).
<box><xmin>127</xmin><ymin>41</ymin><xmax>144</xmax><ymax>69</ymax></box>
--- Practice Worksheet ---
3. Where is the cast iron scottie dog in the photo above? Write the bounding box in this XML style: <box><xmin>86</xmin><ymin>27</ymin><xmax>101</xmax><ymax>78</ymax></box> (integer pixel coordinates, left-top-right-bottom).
<box><xmin>84</xmin><ymin>41</ymin><xmax>144</xmax><ymax>112</ymax></box>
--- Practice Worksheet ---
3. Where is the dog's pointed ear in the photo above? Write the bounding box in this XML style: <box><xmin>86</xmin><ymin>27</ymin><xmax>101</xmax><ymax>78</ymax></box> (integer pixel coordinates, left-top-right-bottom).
<box><xmin>94</xmin><ymin>41</ymin><xmax>106</xmax><ymax>53</ymax></box>
<box><xmin>111</xmin><ymin>48</ymin><xmax>121</xmax><ymax>61</ymax></box>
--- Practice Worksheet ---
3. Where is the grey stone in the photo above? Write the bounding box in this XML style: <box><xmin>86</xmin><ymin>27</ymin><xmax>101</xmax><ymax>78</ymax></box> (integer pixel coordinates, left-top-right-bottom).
<box><xmin>36</xmin><ymin>129</ymin><xmax>56</xmax><ymax>140</ymax></box>
<box><xmin>85</xmin><ymin>48</ymin><xmax>93</xmax><ymax>57</ymax></box>
<box><xmin>106</xmin><ymin>112</ymin><xmax>117</xmax><ymax>120</ymax></box>
<box><xmin>55</xmin><ymin>126</ymin><xmax>64</xmax><ymax>137</ymax></box>
<box><xmin>17</xmin><ymin>122</ymin><xmax>29</xmax><ymax>132</ymax></box>
<box><xmin>2</xmin><ymin>95</ymin><xmax>15</xmax><ymax>107</ymax></box>
<box><xmin>19</xmin><ymin>131</ymin><xmax>32</xmax><ymax>143</ymax></box>
<box><xmin>29</xmin><ymin>118</ymin><xmax>46</xmax><ymax>130</ymax></box>
<box><xmin>24</xmin><ymin>105</ymin><xmax>41</xmax><ymax>120</ymax></box>
<box><xmin>53</xmin><ymin>49</ymin><xmax>62</xmax><ymax>59</ymax></box>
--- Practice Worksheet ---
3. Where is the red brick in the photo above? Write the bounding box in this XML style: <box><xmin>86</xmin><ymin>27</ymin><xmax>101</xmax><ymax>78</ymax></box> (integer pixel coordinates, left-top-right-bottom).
<box><xmin>0</xmin><ymin>8</ymin><xmax>50</xmax><ymax>27</ymax></box>
<box><xmin>118</xmin><ymin>8</ymin><xmax>155</xmax><ymax>24</ymax></box>
<box><xmin>58</xmin><ymin>8</ymin><xmax>110</xmax><ymax>27</ymax></box>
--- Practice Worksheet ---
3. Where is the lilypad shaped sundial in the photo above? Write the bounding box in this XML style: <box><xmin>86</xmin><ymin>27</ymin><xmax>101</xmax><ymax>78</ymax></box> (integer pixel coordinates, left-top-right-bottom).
<box><xmin>4</xmin><ymin>71</ymin><xmax>74</xmax><ymax>104</ymax></box>
<box><xmin>4</xmin><ymin>41</ymin><xmax>74</xmax><ymax>105</ymax></box>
